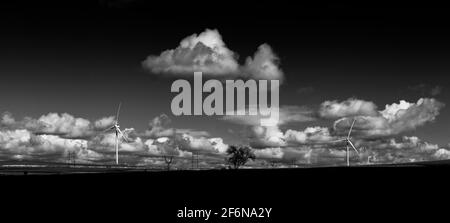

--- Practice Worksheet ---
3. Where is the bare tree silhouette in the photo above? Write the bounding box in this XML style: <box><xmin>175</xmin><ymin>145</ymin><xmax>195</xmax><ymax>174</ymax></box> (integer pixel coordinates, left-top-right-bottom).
<box><xmin>163</xmin><ymin>156</ymin><xmax>173</xmax><ymax>171</ymax></box>
<box><xmin>226</xmin><ymin>145</ymin><xmax>256</xmax><ymax>169</ymax></box>
<box><xmin>159</xmin><ymin>139</ymin><xmax>179</xmax><ymax>171</ymax></box>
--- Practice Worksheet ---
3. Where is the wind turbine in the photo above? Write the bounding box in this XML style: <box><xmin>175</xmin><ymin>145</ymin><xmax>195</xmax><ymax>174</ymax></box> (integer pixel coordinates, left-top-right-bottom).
<box><xmin>333</xmin><ymin>118</ymin><xmax>359</xmax><ymax>166</ymax></box>
<box><xmin>104</xmin><ymin>102</ymin><xmax>129</xmax><ymax>165</ymax></box>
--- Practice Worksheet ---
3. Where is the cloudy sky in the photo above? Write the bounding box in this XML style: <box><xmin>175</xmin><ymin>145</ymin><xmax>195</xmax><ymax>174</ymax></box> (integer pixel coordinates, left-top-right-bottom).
<box><xmin>1</xmin><ymin>2</ymin><xmax>449</xmax><ymax>167</ymax></box>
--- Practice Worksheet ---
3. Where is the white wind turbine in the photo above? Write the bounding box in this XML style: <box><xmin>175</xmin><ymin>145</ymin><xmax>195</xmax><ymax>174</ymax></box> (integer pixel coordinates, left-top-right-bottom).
<box><xmin>104</xmin><ymin>103</ymin><xmax>129</xmax><ymax>165</ymax></box>
<box><xmin>333</xmin><ymin>118</ymin><xmax>359</xmax><ymax>166</ymax></box>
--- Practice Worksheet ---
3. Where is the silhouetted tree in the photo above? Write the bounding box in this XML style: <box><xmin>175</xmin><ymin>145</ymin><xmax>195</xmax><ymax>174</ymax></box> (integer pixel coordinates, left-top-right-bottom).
<box><xmin>164</xmin><ymin>155</ymin><xmax>174</xmax><ymax>171</ymax></box>
<box><xmin>159</xmin><ymin>139</ymin><xmax>179</xmax><ymax>171</ymax></box>
<box><xmin>226</xmin><ymin>145</ymin><xmax>256</xmax><ymax>169</ymax></box>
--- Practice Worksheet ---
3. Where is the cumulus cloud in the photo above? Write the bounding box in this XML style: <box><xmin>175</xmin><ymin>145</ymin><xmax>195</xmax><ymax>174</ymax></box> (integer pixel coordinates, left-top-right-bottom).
<box><xmin>221</xmin><ymin>104</ymin><xmax>329</xmax><ymax>149</ymax></box>
<box><xmin>243</xmin><ymin>44</ymin><xmax>283</xmax><ymax>81</ymax></box>
<box><xmin>143</xmin><ymin>114</ymin><xmax>175</xmax><ymax>138</ymax></box>
<box><xmin>0</xmin><ymin>129</ymin><xmax>33</xmax><ymax>151</ymax></box>
<box><xmin>37</xmin><ymin>113</ymin><xmax>92</xmax><ymax>138</ymax></box>
<box><xmin>178</xmin><ymin>133</ymin><xmax>228</xmax><ymax>155</ymax></box>
<box><xmin>1</xmin><ymin>112</ymin><xmax>15</xmax><ymax>125</ymax></box>
<box><xmin>94</xmin><ymin>116</ymin><xmax>115</xmax><ymax>130</ymax></box>
<box><xmin>142</xmin><ymin>29</ymin><xmax>284</xmax><ymax>81</ymax></box>
<box><xmin>0</xmin><ymin>129</ymin><xmax>101</xmax><ymax>163</ymax></box>
<box><xmin>334</xmin><ymin>98</ymin><xmax>444</xmax><ymax>137</ymax></box>
<box><xmin>319</xmin><ymin>98</ymin><xmax>378</xmax><ymax>119</ymax></box>
<box><xmin>221</xmin><ymin>105</ymin><xmax>330</xmax><ymax>149</ymax></box>
<box><xmin>249</xmin><ymin>126</ymin><xmax>286</xmax><ymax>148</ymax></box>
<box><xmin>1</xmin><ymin>112</ymin><xmax>119</xmax><ymax>139</ymax></box>
<box><xmin>1</xmin><ymin>112</ymin><xmax>47</xmax><ymax>131</ymax></box>
<box><xmin>207</xmin><ymin>137</ymin><xmax>229</xmax><ymax>154</ymax></box>
<box><xmin>433</xmin><ymin>149</ymin><xmax>450</xmax><ymax>159</ymax></box>
<box><xmin>143</xmin><ymin>138</ymin><xmax>191</xmax><ymax>158</ymax></box>
<box><xmin>284</xmin><ymin>126</ymin><xmax>336</xmax><ymax>145</ymax></box>
<box><xmin>138</xmin><ymin>114</ymin><xmax>228</xmax><ymax>158</ymax></box>
<box><xmin>143</xmin><ymin>29</ymin><xmax>239</xmax><ymax>76</ymax></box>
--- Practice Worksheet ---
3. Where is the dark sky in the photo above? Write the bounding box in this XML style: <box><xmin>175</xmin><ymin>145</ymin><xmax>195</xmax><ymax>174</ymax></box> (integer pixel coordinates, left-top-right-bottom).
<box><xmin>0</xmin><ymin>1</ymin><xmax>449</xmax><ymax>147</ymax></box>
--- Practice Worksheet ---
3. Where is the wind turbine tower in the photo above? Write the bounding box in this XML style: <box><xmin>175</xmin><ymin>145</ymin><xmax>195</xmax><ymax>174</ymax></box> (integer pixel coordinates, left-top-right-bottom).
<box><xmin>104</xmin><ymin>103</ymin><xmax>129</xmax><ymax>165</ymax></box>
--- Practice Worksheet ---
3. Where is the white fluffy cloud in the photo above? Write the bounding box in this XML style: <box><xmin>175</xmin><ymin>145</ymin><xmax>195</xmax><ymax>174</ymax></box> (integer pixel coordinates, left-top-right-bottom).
<box><xmin>0</xmin><ymin>129</ymin><xmax>32</xmax><ymax>151</ymax></box>
<box><xmin>178</xmin><ymin>133</ymin><xmax>228</xmax><ymax>155</ymax></box>
<box><xmin>1</xmin><ymin>112</ymin><xmax>15</xmax><ymax>125</ymax></box>
<box><xmin>334</xmin><ymin>98</ymin><xmax>444</xmax><ymax>137</ymax></box>
<box><xmin>142</xmin><ymin>29</ymin><xmax>284</xmax><ymax>81</ymax></box>
<box><xmin>144</xmin><ymin>138</ymin><xmax>192</xmax><ymax>157</ymax></box>
<box><xmin>319</xmin><ymin>98</ymin><xmax>378</xmax><ymax>119</ymax></box>
<box><xmin>0</xmin><ymin>129</ymin><xmax>101</xmax><ymax>163</ymax></box>
<box><xmin>143</xmin><ymin>114</ymin><xmax>175</xmax><ymax>138</ymax></box>
<box><xmin>248</xmin><ymin>125</ymin><xmax>336</xmax><ymax>149</ymax></box>
<box><xmin>243</xmin><ymin>44</ymin><xmax>283</xmax><ymax>81</ymax></box>
<box><xmin>94</xmin><ymin>116</ymin><xmax>115</xmax><ymax>130</ymax></box>
<box><xmin>284</xmin><ymin>127</ymin><xmax>336</xmax><ymax>145</ymax></box>
<box><xmin>143</xmin><ymin>29</ymin><xmax>238</xmax><ymax>76</ymax></box>
<box><xmin>1</xmin><ymin>112</ymin><xmax>46</xmax><ymax>131</ymax></box>
<box><xmin>249</xmin><ymin>126</ymin><xmax>286</xmax><ymax>148</ymax></box>
<box><xmin>38</xmin><ymin>113</ymin><xmax>92</xmax><ymax>138</ymax></box>
<box><xmin>433</xmin><ymin>149</ymin><xmax>450</xmax><ymax>159</ymax></box>
<box><xmin>37</xmin><ymin>134</ymin><xmax>88</xmax><ymax>152</ymax></box>
<box><xmin>1</xmin><ymin>112</ymin><xmax>119</xmax><ymax>139</ymax></box>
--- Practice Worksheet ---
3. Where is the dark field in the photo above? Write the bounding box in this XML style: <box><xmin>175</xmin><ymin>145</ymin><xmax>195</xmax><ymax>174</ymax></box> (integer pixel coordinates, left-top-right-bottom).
<box><xmin>2</xmin><ymin>160</ymin><xmax>449</xmax><ymax>222</ymax></box>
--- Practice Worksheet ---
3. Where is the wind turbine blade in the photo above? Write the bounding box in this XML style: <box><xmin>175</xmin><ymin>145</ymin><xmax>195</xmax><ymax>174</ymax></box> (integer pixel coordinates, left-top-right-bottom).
<box><xmin>117</xmin><ymin>128</ymin><xmax>124</xmax><ymax>136</ymax></box>
<box><xmin>116</xmin><ymin>102</ymin><xmax>122</xmax><ymax>123</ymax></box>
<box><xmin>117</xmin><ymin>128</ymin><xmax>129</xmax><ymax>142</ymax></box>
<box><xmin>103</xmin><ymin>126</ymin><xmax>115</xmax><ymax>133</ymax></box>
<box><xmin>329</xmin><ymin>139</ymin><xmax>347</xmax><ymax>143</ymax></box>
<box><xmin>347</xmin><ymin>118</ymin><xmax>356</xmax><ymax>139</ymax></box>
<box><xmin>348</xmin><ymin>140</ymin><xmax>359</xmax><ymax>153</ymax></box>
<box><xmin>122</xmin><ymin>135</ymin><xmax>129</xmax><ymax>142</ymax></box>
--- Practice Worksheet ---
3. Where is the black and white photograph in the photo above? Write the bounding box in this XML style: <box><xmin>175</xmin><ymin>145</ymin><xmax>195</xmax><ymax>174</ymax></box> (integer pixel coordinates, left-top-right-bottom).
<box><xmin>1</xmin><ymin>1</ymin><xmax>449</xmax><ymax>222</ymax></box>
